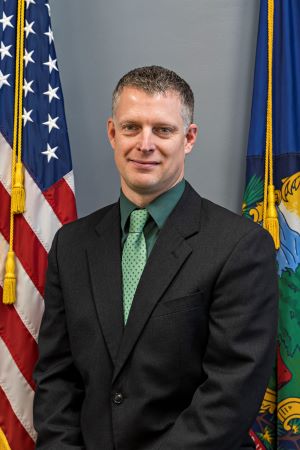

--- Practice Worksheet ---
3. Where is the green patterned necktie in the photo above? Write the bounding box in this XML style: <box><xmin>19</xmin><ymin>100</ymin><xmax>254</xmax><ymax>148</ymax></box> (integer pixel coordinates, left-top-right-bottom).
<box><xmin>122</xmin><ymin>209</ymin><xmax>149</xmax><ymax>324</ymax></box>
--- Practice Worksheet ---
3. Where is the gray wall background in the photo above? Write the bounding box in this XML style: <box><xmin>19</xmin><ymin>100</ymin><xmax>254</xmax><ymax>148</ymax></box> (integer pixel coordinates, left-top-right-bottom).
<box><xmin>49</xmin><ymin>0</ymin><xmax>260</xmax><ymax>218</ymax></box>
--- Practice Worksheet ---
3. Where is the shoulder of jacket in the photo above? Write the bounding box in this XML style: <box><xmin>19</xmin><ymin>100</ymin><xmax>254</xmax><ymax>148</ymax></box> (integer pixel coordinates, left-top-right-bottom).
<box><xmin>200</xmin><ymin>196</ymin><xmax>270</xmax><ymax>243</ymax></box>
<box><xmin>56</xmin><ymin>202</ymin><xmax>117</xmax><ymax>241</ymax></box>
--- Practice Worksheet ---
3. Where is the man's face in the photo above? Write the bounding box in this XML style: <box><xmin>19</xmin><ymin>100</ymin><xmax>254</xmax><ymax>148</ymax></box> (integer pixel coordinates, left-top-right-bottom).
<box><xmin>107</xmin><ymin>87</ymin><xmax>198</xmax><ymax>201</ymax></box>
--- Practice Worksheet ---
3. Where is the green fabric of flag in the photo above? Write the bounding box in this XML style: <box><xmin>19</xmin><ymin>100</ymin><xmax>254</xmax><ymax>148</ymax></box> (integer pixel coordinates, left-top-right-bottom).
<box><xmin>244</xmin><ymin>1</ymin><xmax>300</xmax><ymax>448</ymax></box>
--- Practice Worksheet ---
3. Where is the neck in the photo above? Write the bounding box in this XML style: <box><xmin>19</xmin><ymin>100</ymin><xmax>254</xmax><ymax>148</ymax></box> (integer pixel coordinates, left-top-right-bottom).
<box><xmin>122</xmin><ymin>191</ymin><xmax>158</xmax><ymax>208</ymax></box>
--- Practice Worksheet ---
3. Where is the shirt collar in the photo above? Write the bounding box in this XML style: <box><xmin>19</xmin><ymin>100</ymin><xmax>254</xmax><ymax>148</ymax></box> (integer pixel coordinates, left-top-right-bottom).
<box><xmin>120</xmin><ymin>179</ymin><xmax>186</xmax><ymax>233</ymax></box>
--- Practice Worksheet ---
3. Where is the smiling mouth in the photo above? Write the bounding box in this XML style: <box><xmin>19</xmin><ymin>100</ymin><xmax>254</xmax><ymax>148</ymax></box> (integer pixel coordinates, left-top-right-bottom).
<box><xmin>129</xmin><ymin>159</ymin><xmax>160</xmax><ymax>165</ymax></box>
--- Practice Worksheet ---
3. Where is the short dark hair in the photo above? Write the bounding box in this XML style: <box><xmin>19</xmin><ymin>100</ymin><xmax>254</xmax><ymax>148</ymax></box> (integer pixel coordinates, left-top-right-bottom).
<box><xmin>112</xmin><ymin>65</ymin><xmax>194</xmax><ymax>130</ymax></box>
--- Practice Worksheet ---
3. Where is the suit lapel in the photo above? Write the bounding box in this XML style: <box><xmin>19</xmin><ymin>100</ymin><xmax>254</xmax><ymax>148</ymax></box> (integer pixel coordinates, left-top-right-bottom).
<box><xmin>86</xmin><ymin>203</ymin><xmax>124</xmax><ymax>366</ymax></box>
<box><xmin>113</xmin><ymin>183</ymin><xmax>202</xmax><ymax>382</ymax></box>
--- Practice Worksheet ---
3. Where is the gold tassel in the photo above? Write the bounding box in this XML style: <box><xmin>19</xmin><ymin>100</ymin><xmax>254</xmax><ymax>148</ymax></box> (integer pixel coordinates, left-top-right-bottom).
<box><xmin>265</xmin><ymin>185</ymin><xmax>280</xmax><ymax>249</ymax></box>
<box><xmin>3</xmin><ymin>251</ymin><xmax>16</xmax><ymax>305</ymax></box>
<box><xmin>11</xmin><ymin>162</ymin><xmax>25</xmax><ymax>213</ymax></box>
<box><xmin>3</xmin><ymin>0</ymin><xmax>26</xmax><ymax>306</ymax></box>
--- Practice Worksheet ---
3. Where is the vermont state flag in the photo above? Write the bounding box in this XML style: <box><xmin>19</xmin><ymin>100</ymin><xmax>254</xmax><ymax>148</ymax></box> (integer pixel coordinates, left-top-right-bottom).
<box><xmin>243</xmin><ymin>0</ymin><xmax>300</xmax><ymax>448</ymax></box>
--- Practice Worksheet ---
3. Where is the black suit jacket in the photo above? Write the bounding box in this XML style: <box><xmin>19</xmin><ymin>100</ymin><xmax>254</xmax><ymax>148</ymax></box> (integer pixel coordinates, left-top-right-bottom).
<box><xmin>34</xmin><ymin>182</ymin><xmax>278</xmax><ymax>450</ymax></box>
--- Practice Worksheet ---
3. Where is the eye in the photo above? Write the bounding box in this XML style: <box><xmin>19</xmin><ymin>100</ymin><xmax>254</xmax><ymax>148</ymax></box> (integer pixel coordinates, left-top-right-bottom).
<box><xmin>121</xmin><ymin>123</ymin><xmax>139</xmax><ymax>133</ymax></box>
<box><xmin>154</xmin><ymin>126</ymin><xmax>175</xmax><ymax>137</ymax></box>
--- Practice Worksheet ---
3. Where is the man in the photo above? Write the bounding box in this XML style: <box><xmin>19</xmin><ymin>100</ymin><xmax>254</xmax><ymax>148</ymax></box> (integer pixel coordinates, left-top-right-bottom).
<box><xmin>33</xmin><ymin>66</ymin><xmax>278</xmax><ymax>450</ymax></box>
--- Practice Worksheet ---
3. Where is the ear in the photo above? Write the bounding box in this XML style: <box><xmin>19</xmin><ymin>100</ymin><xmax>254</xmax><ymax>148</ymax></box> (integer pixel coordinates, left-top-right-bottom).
<box><xmin>107</xmin><ymin>117</ymin><xmax>116</xmax><ymax>150</ymax></box>
<box><xmin>184</xmin><ymin>124</ymin><xmax>198</xmax><ymax>155</ymax></box>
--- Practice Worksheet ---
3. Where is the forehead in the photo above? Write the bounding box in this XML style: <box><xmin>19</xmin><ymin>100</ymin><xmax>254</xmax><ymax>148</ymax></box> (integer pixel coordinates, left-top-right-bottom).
<box><xmin>114</xmin><ymin>87</ymin><xmax>183</xmax><ymax>122</ymax></box>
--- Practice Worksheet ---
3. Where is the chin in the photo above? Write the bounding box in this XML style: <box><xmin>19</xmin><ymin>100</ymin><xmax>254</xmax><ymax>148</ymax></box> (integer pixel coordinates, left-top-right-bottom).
<box><xmin>128</xmin><ymin>177</ymin><xmax>163</xmax><ymax>194</ymax></box>
<box><xmin>132</xmin><ymin>183</ymin><xmax>159</xmax><ymax>194</ymax></box>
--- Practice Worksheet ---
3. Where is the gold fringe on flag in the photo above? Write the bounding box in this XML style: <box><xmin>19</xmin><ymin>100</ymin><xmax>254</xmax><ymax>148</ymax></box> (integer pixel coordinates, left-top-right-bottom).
<box><xmin>0</xmin><ymin>428</ymin><xmax>12</xmax><ymax>450</ymax></box>
<box><xmin>263</xmin><ymin>0</ymin><xmax>280</xmax><ymax>249</ymax></box>
<box><xmin>3</xmin><ymin>0</ymin><xmax>26</xmax><ymax>304</ymax></box>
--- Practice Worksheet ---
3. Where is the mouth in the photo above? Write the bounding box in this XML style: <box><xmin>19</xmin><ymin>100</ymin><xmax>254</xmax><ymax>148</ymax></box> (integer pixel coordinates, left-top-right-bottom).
<box><xmin>129</xmin><ymin>159</ymin><xmax>160</xmax><ymax>168</ymax></box>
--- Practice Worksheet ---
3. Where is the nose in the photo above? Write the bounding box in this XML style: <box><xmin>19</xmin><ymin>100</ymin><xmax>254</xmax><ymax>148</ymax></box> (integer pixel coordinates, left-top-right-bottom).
<box><xmin>137</xmin><ymin>128</ymin><xmax>155</xmax><ymax>152</ymax></box>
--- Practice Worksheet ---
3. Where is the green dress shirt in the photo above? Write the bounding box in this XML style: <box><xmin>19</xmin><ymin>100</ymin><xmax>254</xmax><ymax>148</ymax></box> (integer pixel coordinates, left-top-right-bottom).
<box><xmin>120</xmin><ymin>179</ymin><xmax>186</xmax><ymax>258</ymax></box>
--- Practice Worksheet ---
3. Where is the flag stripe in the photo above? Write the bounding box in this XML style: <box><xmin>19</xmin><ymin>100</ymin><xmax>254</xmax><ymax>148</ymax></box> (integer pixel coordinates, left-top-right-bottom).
<box><xmin>43</xmin><ymin>175</ymin><xmax>77</xmax><ymax>224</ymax></box>
<box><xmin>64</xmin><ymin>171</ymin><xmax>75</xmax><ymax>193</ymax></box>
<box><xmin>0</xmin><ymin>287</ymin><xmax>37</xmax><ymax>390</ymax></box>
<box><xmin>0</xmin><ymin>234</ymin><xmax>44</xmax><ymax>341</ymax></box>
<box><xmin>0</xmin><ymin>133</ymin><xmax>62</xmax><ymax>253</ymax></box>
<box><xmin>0</xmin><ymin>134</ymin><xmax>12</xmax><ymax>191</ymax></box>
<box><xmin>0</xmin><ymin>338</ymin><xmax>37</xmax><ymax>442</ymax></box>
<box><xmin>0</xmin><ymin>183</ymin><xmax>48</xmax><ymax>297</ymax></box>
<box><xmin>0</xmin><ymin>388</ymin><xmax>34</xmax><ymax>450</ymax></box>
<box><xmin>24</xmin><ymin>172</ymin><xmax>61</xmax><ymax>253</ymax></box>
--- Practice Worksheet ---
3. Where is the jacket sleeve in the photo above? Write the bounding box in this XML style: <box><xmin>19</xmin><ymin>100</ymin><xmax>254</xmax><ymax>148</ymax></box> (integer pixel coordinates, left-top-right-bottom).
<box><xmin>33</xmin><ymin>231</ymin><xmax>85</xmax><ymax>450</ymax></box>
<box><xmin>158</xmin><ymin>227</ymin><xmax>278</xmax><ymax>450</ymax></box>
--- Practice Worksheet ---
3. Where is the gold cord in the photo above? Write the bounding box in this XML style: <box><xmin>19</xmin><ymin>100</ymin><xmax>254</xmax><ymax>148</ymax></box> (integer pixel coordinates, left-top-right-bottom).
<box><xmin>3</xmin><ymin>0</ymin><xmax>26</xmax><ymax>304</ymax></box>
<box><xmin>11</xmin><ymin>0</ymin><xmax>26</xmax><ymax>214</ymax></box>
<box><xmin>263</xmin><ymin>0</ymin><xmax>280</xmax><ymax>249</ymax></box>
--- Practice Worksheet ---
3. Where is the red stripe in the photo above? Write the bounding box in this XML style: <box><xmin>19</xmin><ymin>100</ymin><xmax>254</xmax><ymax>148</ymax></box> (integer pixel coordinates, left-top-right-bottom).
<box><xmin>0</xmin><ymin>287</ymin><xmax>38</xmax><ymax>390</ymax></box>
<box><xmin>0</xmin><ymin>182</ymin><xmax>48</xmax><ymax>297</ymax></box>
<box><xmin>0</xmin><ymin>387</ymin><xmax>35</xmax><ymax>450</ymax></box>
<box><xmin>43</xmin><ymin>177</ymin><xmax>77</xmax><ymax>224</ymax></box>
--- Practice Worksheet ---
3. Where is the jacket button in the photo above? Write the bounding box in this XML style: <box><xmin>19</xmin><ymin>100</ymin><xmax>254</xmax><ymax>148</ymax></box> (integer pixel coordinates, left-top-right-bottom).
<box><xmin>112</xmin><ymin>392</ymin><xmax>124</xmax><ymax>405</ymax></box>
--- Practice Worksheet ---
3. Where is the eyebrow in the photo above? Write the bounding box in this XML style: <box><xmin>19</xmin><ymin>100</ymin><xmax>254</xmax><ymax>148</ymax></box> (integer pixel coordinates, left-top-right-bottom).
<box><xmin>153</xmin><ymin>123</ymin><xmax>178</xmax><ymax>130</ymax></box>
<box><xmin>119</xmin><ymin>120</ymin><xmax>179</xmax><ymax>130</ymax></box>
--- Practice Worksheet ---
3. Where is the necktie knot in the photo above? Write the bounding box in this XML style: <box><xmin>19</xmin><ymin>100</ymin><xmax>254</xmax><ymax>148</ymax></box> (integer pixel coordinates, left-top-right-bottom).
<box><xmin>129</xmin><ymin>209</ymin><xmax>148</xmax><ymax>233</ymax></box>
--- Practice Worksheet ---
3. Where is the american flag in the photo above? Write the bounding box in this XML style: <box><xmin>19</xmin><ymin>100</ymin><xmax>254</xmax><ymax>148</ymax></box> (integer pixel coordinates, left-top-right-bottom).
<box><xmin>0</xmin><ymin>0</ymin><xmax>77</xmax><ymax>448</ymax></box>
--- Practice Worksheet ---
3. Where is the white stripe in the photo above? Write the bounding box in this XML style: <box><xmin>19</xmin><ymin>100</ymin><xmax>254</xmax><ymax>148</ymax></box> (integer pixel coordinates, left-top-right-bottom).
<box><xmin>0</xmin><ymin>132</ymin><xmax>62</xmax><ymax>252</ymax></box>
<box><xmin>0</xmin><ymin>233</ymin><xmax>44</xmax><ymax>341</ymax></box>
<box><xmin>0</xmin><ymin>338</ymin><xmax>37</xmax><ymax>441</ymax></box>
<box><xmin>23</xmin><ymin>171</ymin><xmax>61</xmax><ymax>252</ymax></box>
<box><xmin>64</xmin><ymin>170</ymin><xmax>75</xmax><ymax>193</ymax></box>
<box><xmin>0</xmin><ymin>133</ymin><xmax>12</xmax><ymax>193</ymax></box>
